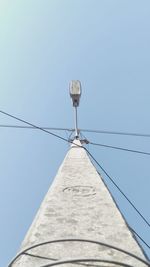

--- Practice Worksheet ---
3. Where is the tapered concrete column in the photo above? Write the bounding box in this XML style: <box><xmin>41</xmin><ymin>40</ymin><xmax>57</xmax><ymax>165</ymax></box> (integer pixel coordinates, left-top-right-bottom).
<box><xmin>11</xmin><ymin>140</ymin><xmax>149</xmax><ymax>267</ymax></box>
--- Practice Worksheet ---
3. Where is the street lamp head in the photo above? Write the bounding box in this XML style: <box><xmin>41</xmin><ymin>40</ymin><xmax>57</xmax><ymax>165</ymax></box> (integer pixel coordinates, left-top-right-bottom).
<box><xmin>69</xmin><ymin>80</ymin><xmax>82</xmax><ymax>107</ymax></box>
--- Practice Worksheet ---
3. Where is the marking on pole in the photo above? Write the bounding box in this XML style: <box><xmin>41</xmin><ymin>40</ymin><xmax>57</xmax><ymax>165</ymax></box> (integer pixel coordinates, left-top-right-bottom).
<box><xmin>63</xmin><ymin>186</ymin><xmax>96</xmax><ymax>197</ymax></box>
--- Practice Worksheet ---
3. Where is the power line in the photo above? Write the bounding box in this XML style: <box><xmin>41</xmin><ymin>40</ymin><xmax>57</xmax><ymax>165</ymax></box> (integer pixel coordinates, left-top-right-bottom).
<box><xmin>8</xmin><ymin>239</ymin><xmax>150</xmax><ymax>267</ymax></box>
<box><xmin>81</xmin><ymin>129</ymin><xmax>150</xmax><ymax>138</ymax></box>
<box><xmin>23</xmin><ymin>252</ymin><xmax>57</xmax><ymax>261</ymax></box>
<box><xmin>1</xmin><ymin>123</ymin><xmax>150</xmax><ymax>156</ymax></box>
<box><xmin>0</xmin><ymin>110</ymin><xmax>70</xmax><ymax>144</ymax></box>
<box><xmin>39</xmin><ymin>258</ymin><xmax>148</xmax><ymax>267</ymax></box>
<box><xmin>0</xmin><ymin>110</ymin><xmax>150</xmax><ymax>234</ymax></box>
<box><xmin>0</xmin><ymin>124</ymin><xmax>73</xmax><ymax>131</ymax></box>
<box><xmin>130</xmin><ymin>227</ymin><xmax>150</xmax><ymax>250</ymax></box>
<box><xmin>85</xmin><ymin>148</ymin><xmax>150</xmax><ymax>228</ymax></box>
<box><xmin>23</xmin><ymin>237</ymin><xmax>150</xmax><ymax>261</ymax></box>
<box><xmin>1</xmin><ymin>124</ymin><xmax>150</xmax><ymax>138</ymax></box>
<box><xmin>90</xmin><ymin>141</ymin><xmax>150</xmax><ymax>156</ymax></box>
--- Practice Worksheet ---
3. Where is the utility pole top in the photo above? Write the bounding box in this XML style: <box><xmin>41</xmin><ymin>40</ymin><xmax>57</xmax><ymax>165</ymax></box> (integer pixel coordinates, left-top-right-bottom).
<box><xmin>9</xmin><ymin>81</ymin><xmax>149</xmax><ymax>267</ymax></box>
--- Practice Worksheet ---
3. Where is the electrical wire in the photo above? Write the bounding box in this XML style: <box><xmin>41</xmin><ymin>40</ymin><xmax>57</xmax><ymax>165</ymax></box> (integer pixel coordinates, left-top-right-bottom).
<box><xmin>1</xmin><ymin>124</ymin><xmax>150</xmax><ymax>138</ymax></box>
<box><xmin>89</xmin><ymin>142</ymin><xmax>150</xmax><ymax>156</ymax></box>
<box><xmin>85</xmin><ymin>148</ymin><xmax>150</xmax><ymax>228</ymax></box>
<box><xmin>0</xmin><ymin>109</ymin><xmax>150</xmax><ymax>248</ymax></box>
<box><xmin>130</xmin><ymin>227</ymin><xmax>150</xmax><ymax>250</ymax></box>
<box><xmin>80</xmin><ymin>129</ymin><xmax>150</xmax><ymax>138</ymax></box>
<box><xmin>1</xmin><ymin>122</ymin><xmax>150</xmax><ymax>156</ymax></box>
<box><xmin>0</xmin><ymin>124</ymin><xmax>73</xmax><ymax>131</ymax></box>
<box><xmin>8</xmin><ymin>239</ymin><xmax>150</xmax><ymax>267</ymax></box>
<box><xmin>23</xmin><ymin>252</ymin><xmax>57</xmax><ymax>261</ymax></box>
<box><xmin>24</xmin><ymin>228</ymin><xmax>150</xmax><ymax>254</ymax></box>
<box><xmin>0</xmin><ymin>110</ymin><xmax>70</xmax><ymax>143</ymax></box>
<box><xmin>38</xmin><ymin>259</ymin><xmax>144</xmax><ymax>267</ymax></box>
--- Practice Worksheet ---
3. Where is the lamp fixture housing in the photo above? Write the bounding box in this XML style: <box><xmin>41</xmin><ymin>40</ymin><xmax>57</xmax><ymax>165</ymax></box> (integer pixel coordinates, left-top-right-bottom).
<box><xmin>69</xmin><ymin>80</ymin><xmax>82</xmax><ymax>107</ymax></box>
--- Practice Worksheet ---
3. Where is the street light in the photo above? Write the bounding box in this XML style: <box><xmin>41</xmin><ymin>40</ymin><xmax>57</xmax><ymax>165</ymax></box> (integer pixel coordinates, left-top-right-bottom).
<box><xmin>69</xmin><ymin>80</ymin><xmax>82</xmax><ymax>107</ymax></box>
<box><xmin>69</xmin><ymin>80</ymin><xmax>82</xmax><ymax>139</ymax></box>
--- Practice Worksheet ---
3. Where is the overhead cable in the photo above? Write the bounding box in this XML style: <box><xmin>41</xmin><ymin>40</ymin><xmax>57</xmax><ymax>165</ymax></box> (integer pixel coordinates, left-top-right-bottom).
<box><xmin>130</xmin><ymin>227</ymin><xmax>150</xmax><ymax>250</ymax></box>
<box><xmin>1</xmin><ymin>123</ymin><xmax>150</xmax><ymax>156</ymax></box>
<box><xmin>80</xmin><ymin>129</ymin><xmax>150</xmax><ymax>138</ymax></box>
<box><xmin>1</xmin><ymin>124</ymin><xmax>150</xmax><ymax>138</ymax></box>
<box><xmin>8</xmin><ymin>238</ymin><xmax>150</xmax><ymax>267</ymax></box>
<box><xmin>85</xmin><ymin>148</ymin><xmax>150</xmax><ymax>228</ymax></box>
<box><xmin>0</xmin><ymin>124</ymin><xmax>73</xmax><ymax>131</ymax></box>
<box><xmin>38</xmin><ymin>259</ymin><xmax>141</xmax><ymax>267</ymax></box>
<box><xmin>0</xmin><ymin>110</ymin><xmax>70</xmax><ymax>143</ymax></box>
<box><xmin>89</xmin><ymin>142</ymin><xmax>150</xmax><ymax>156</ymax></box>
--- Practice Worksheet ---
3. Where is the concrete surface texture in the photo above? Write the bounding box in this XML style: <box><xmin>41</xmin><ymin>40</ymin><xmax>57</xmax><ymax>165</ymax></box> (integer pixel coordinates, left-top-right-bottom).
<box><xmin>11</xmin><ymin>140</ymin><xmax>148</xmax><ymax>267</ymax></box>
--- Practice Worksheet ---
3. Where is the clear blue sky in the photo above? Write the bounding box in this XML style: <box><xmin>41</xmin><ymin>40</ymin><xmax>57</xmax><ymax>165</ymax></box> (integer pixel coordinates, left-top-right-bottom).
<box><xmin>0</xmin><ymin>0</ymin><xmax>150</xmax><ymax>266</ymax></box>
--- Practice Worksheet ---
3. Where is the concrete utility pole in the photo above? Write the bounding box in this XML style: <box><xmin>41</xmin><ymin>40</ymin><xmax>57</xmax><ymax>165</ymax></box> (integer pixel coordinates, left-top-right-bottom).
<box><xmin>9</xmin><ymin>82</ymin><xmax>149</xmax><ymax>267</ymax></box>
